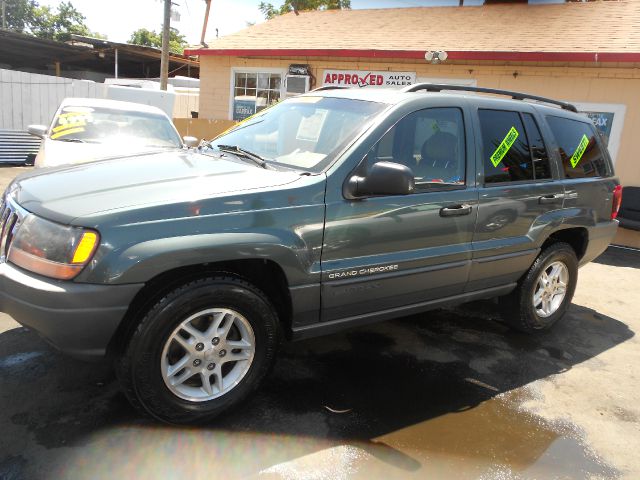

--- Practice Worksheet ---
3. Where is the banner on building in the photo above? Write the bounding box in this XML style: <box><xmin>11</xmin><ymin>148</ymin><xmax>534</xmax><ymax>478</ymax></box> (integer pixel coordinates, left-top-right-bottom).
<box><xmin>574</xmin><ymin>103</ymin><xmax>626</xmax><ymax>164</ymax></box>
<box><xmin>322</xmin><ymin>70</ymin><xmax>416</xmax><ymax>88</ymax></box>
<box><xmin>582</xmin><ymin>111</ymin><xmax>615</xmax><ymax>146</ymax></box>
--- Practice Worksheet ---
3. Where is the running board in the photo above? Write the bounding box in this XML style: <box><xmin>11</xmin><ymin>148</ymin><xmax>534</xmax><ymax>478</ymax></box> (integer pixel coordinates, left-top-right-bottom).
<box><xmin>291</xmin><ymin>283</ymin><xmax>516</xmax><ymax>341</ymax></box>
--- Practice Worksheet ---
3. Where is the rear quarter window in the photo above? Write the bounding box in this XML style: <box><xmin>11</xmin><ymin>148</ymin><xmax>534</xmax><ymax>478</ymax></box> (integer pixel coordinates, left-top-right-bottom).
<box><xmin>546</xmin><ymin>116</ymin><xmax>610</xmax><ymax>179</ymax></box>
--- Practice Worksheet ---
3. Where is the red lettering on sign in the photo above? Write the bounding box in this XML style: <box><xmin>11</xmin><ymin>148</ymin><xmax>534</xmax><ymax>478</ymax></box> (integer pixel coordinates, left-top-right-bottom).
<box><xmin>324</xmin><ymin>73</ymin><xmax>331</xmax><ymax>84</ymax></box>
<box><xmin>344</xmin><ymin>74</ymin><xmax>351</xmax><ymax>84</ymax></box>
<box><xmin>338</xmin><ymin>73</ymin><xmax>344</xmax><ymax>83</ymax></box>
<box><xmin>331</xmin><ymin>74</ymin><xmax>338</xmax><ymax>83</ymax></box>
<box><xmin>376</xmin><ymin>75</ymin><xmax>383</xmax><ymax>85</ymax></box>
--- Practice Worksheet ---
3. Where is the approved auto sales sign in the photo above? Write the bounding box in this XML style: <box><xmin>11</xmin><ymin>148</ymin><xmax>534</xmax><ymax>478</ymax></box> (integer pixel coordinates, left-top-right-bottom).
<box><xmin>322</xmin><ymin>70</ymin><xmax>416</xmax><ymax>88</ymax></box>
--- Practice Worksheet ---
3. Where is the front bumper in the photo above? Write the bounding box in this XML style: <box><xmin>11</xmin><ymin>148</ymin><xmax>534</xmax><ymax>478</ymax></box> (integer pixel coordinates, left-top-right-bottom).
<box><xmin>0</xmin><ymin>262</ymin><xmax>143</xmax><ymax>360</ymax></box>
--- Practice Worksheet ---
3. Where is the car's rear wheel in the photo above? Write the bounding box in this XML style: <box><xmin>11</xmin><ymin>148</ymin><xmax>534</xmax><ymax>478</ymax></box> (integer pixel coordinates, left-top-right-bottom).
<box><xmin>116</xmin><ymin>276</ymin><xmax>279</xmax><ymax>424</ymax></box>
<box><xmin>500</xmin><ymin>242</ymin><xmax>578</xmax><ymax>333</ymax></box>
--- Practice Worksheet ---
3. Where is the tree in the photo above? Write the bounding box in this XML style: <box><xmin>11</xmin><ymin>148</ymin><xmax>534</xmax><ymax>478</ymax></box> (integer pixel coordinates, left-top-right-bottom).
<box><xmin>29</xmin><ymin>2</ymin><xmax>91</xmax><ymax>41</ymax></box>
<box><xmin>129</xmin><ymin>27</ymin><xmax>187</xmax><ymax>55</ymax></box>
<box><xmin>258</xmin><ymin>0</ymin><xmax>350</xmax><ymax>20</ymax></box>
<box><xmin>3</xmin><ymin>0</ymin><xmax>38</xmax><ymax>32</ymax></box>
<box><xmin>3</xmin><ymin>0</ymin><xmax>103</xmax><ymax>41</ymax></box>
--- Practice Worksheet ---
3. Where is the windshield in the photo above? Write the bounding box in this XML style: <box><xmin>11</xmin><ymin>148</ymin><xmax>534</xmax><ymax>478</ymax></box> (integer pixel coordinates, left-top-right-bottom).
<box><xmin>209</xmin><ymin>96</ymin><xmax>386</xmax><ymax>172</ymax></box>
<box><xmin>49</xmin><ymin>105</ymin><xmax>182</xmax><ymax>148</ymax></box>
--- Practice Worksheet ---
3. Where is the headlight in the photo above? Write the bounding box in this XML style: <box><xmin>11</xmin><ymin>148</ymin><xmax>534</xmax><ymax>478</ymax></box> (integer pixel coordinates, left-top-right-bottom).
<box><xmin>8</xmin><ymin>214</ymin><xmax>99</xmax><ymax>280</ymax></box>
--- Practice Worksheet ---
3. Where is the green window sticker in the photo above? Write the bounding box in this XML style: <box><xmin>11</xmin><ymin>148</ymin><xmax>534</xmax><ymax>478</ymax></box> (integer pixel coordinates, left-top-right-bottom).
<box><xmin>570</xmin><ymin>134</ymin><xmax>589</xmax><ymax>168</ymax></box>
<box><xmin>490</xmin><ymin>126</ymin><xmax>519</xmax><ymax>167</ymax></box>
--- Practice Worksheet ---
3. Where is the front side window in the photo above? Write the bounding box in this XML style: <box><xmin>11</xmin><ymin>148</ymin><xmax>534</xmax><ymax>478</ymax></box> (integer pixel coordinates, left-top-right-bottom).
<box><xmin>210</xmin><ymin>96</ymin><xmax>386</xmax><ymax>172</ymax></box>
<box><xmin>233</xmin><ymin>71</ymin><xmax>283</xmax><ymax>121</ymax></box>
<box><xmin>368</xmin><ymin>107</ymin><xmax>466</xmax><ymax>188</ymax></box>
<box><xmin>546</xmin><ymin>116</ymin><xmax>609</xmax><ymax>179</ymax></box>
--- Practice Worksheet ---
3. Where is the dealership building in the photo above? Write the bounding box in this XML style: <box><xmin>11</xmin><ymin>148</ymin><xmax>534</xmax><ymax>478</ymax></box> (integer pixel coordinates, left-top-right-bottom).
<box><xmin>186</xmin><ymin>1</ymin><xmax>640</xmax><ymax>247</ymax></box>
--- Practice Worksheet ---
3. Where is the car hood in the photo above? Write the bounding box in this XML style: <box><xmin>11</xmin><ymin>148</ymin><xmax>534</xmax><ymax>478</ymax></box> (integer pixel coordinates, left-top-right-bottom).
<box><xmin>11</xmin><ymin>150</ymin><xmax>302</xmax><ymax>224</ymax></box>
<box><xmin>36</xmin><ymin>138</ymin><xmax>176</xmax><ymax>167</ymax></box>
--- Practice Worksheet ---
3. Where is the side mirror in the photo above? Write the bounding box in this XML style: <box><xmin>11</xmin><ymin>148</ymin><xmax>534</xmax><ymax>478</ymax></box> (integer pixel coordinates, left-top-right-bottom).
<box><xmin>183</xmin><ymin>136</ymin><xmax>199</xmax><ymax>148</ymax></box>
<box><xmin>27</xmin><ymin>125</ymin><xmax>48</xmax><ymax>139</ymax></box>
<box><xmin>346</xmin><ymin>161</ymin><xmax>415</xmax><ymax>198</ymax></box>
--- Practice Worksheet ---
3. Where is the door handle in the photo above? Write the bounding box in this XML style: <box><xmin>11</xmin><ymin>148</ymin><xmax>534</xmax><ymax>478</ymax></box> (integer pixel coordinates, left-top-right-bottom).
<box><xmin>538</xmin><ymin>194</ymin><xmax>565</xmax><ymax>205</ymax></box>
<box><xmin>440</xmin><ymin>204</ymin><xmax>472</xmax><ymax>217</ymax></box>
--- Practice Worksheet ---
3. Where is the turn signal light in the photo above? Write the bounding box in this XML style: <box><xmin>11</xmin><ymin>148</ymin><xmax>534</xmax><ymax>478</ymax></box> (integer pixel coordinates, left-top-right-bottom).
<box><xmin>72</xmin><ymin>231</ymin><xmax>99</xmax><ymax>264</ymax></box>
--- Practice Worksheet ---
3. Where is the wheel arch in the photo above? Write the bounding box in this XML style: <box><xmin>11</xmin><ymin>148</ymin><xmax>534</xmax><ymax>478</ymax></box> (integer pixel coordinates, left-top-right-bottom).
<box><xmin>540</xmin><ymin>226</ymin><xmax>588</xmax><ymax>260</ymax></box>
<box><xmin>106</xmin><ymin>258</ymin><xmax>292</xmax><ymax>357</ymax></box>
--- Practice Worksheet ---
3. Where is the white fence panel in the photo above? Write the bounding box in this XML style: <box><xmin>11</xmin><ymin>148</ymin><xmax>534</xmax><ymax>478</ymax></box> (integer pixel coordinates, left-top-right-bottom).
<box><xmin>0</xmin><ymin>69</ymin><xmax>109</xmax><ymax>130</ymax></box>
<box><xmin>174</xmin><ymin>91</ymin><xmax>200</xmax><ymax>118</ymax></box>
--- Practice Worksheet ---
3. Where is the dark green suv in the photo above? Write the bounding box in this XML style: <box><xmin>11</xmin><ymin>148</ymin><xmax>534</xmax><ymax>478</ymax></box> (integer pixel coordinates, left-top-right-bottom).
<box><xmin>0</xmin><ymin>85</ymin><xmax>621</xmax><ymax>423</ymax></box>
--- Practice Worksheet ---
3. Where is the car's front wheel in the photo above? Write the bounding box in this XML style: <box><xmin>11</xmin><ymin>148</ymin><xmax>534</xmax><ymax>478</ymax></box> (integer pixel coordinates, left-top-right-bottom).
<box><xmin>116</xmin><ymin>276</ymin><xmax>279</xmax><ymax>424</ymax></box>
<box><xmin>500</xmin><ymin>242</ymin><xmax>578</xmax><ymax>333</ymax></box>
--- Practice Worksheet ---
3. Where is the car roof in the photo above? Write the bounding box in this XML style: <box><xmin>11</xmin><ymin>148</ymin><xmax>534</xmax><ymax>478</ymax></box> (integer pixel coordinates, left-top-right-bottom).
<box><xmin>303</xmin><ymin>87</ymin><xmax>583</xmax><ymax>119</ymax></box>
<box><xmin>58</xmin><ymin>97</ymin><xmax>168</xmax><ymax>116</ymax></box>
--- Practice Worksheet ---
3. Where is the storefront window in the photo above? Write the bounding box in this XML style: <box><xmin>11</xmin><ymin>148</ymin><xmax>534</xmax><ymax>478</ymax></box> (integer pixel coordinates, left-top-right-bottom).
<box><xmin>233</xmin><ymin>72</ymin><xmax>282</xmax><ymax>121</ymax></box>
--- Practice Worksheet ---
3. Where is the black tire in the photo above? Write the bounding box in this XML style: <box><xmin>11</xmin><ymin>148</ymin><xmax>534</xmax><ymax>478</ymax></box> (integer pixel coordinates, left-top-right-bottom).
<box><xmin>499</xmin><ymin>242</ymin><xmax>578</xmax><ymax>333</ymax></box>
<box><xmin>115</xmin><ymin>276</ymin><xmax>279</xmax><ymax>424</ymax></box>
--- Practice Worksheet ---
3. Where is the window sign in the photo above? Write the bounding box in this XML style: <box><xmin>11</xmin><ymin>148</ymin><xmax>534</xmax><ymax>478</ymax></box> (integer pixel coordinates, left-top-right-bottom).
<box><xmin>233</xmin><ymin>98</ymin><xmax>256</xmax><ymax>121</ymax></box>
<box><xmin>322</xmin><ymin>70</ymin><xmax>416</xmax><ymax>88</ymax></box>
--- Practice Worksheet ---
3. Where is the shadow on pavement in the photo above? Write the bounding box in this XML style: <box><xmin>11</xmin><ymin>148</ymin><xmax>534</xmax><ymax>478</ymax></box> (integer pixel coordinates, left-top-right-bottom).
<box><xmin>0</xmin><ymin>294</ymin><xmax>633</xmax><ymax>479</ymax></box>
<box><xmin>593</xmin><ymin>245</ymin><xmax>640</xmax><ymax>269</ymax></box>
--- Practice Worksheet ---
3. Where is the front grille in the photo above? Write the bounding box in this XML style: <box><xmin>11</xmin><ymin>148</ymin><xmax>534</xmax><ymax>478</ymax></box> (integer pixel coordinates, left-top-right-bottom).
<box><xmin>0</xmin><ymin>197</ymin><xmax>21</xmax><ymax>261</ymax></box>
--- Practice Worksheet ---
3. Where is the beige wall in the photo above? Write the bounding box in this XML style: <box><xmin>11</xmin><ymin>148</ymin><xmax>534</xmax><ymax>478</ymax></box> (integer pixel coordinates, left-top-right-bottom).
<box><xmin>173</xmin><ymin>118</ymin><xmax>236</xmax><ymax>141</ymax></box>
<box><xmin>199</xmin><ymin>55</ymin><xmax>640</xmax><ymax>246</ymax></box>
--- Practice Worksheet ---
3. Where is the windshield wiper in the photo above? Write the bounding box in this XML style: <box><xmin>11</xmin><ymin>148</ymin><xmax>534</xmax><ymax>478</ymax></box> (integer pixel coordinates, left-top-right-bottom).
<box><xmin>215</xmin><ymin>144</ymin><xmax>270</xmax><ymax>169</ymax></box>
<box><xmin>55</xmin><ymin>138</ymin><xmax>86</xmax><ymax>143</ymax></box>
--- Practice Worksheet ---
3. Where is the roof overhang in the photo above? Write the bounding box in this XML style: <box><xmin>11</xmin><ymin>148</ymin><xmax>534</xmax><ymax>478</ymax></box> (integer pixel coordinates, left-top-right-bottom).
<box><xmin>183</xmin><ymin>48</ymin><xmax>640</xmax><ymax>63</ymax></box>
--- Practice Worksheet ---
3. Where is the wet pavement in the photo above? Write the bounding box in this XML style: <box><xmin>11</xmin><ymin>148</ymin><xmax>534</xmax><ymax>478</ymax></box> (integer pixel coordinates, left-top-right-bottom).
<box><xmin>1</xmin><ymin>247</ymin><xmax>638</xmax><ymax>479</ymax></box>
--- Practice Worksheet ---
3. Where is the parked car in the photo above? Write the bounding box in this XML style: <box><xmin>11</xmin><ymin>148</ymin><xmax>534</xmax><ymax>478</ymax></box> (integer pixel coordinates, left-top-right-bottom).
<box><xmin>0</xmin><ymin>85</ymin><xmax>621</xmax><ymax>424</ymax></box>
<box><xmin>27</xmin><ymin>98</ymin><xmax>198</xmax><ymax>167</ymax></box>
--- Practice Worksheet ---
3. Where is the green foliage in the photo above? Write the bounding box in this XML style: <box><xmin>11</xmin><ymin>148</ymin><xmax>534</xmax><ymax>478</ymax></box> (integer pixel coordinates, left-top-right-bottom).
<box><xmin>258</xmin><ymin>0</ymin><xmax>351</xmax><ymax>20</ymax></box>
<box><xmin>129</xmin><ymin>27</ymin><xmax>187</xmax><ymax>55</ymax></box>
<box><xmin>2</xmin><ymin>0</ymin><xmax>38</xmax><ymax>32</ymax></box>
<box><xmin>2</xmin><ymin>0</ymin><xmax>104</xmax><ymax>41</ymax></box>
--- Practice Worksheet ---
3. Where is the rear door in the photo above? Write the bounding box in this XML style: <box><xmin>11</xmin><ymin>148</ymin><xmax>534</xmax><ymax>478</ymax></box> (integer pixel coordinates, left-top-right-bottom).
<box><xmin>321</xmin><ymin>104</ymin><xmax>477</xmax><ymax>322</ymax></box>
<box><xmin>468</xmin><ymin>108</ymin><xmax>565</xmax><ymax>291</ymax></box>
<box><xmin>544</xmin><ymin>115</ymin><xmax>615</xmax><ymax>224</ymax></box>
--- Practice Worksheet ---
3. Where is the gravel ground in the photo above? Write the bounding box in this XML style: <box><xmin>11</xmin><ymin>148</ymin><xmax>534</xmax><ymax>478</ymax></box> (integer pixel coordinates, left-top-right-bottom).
<box><xmin>0</xmin><ymin>165</ymin><xmax>638</xmax><ymax>479</ymax></box>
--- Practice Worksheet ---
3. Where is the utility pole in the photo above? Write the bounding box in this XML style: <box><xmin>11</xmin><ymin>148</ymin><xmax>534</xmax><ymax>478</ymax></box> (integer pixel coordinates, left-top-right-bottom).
<box><xmin>2</xmin><ymin>0</ymin><xmax>7</xmax><ymax>30</ymax></box>
<box><xmin>160</xmin><ymin>0</ymin><xmax>171</xmax><ymax>91</ymax></box>
<box><xmin>200</xmin><ymin>0</ymin><xmax>211</xmax><ymax>46</ymax></box>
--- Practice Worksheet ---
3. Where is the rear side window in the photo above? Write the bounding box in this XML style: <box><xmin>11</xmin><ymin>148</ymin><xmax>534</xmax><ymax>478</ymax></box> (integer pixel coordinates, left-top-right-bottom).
<box><xmin>479</xmin><ymin>110</ymin><xmax>533</xmax><ymax>183</ymax></box>
<box><xmin>546</xmin><ymin>116</ymin><xmax>609</xmax><ymax>178</ymax></box>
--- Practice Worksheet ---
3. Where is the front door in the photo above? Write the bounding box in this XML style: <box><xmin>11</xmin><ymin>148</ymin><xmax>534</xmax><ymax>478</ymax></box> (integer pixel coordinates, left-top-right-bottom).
<box><xmin>321</xmin><ymin>106</ymin><xmax>477</xmax><ymax>322</ymax></box>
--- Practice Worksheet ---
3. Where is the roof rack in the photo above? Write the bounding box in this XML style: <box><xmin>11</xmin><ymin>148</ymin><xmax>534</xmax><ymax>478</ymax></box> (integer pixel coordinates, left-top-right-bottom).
<box><xmin>309</xmin><ymin>85</ymin><xmax>350</xmax><ymax>92</ymax></box>
<box><xmin>402</xmin><ymin>83</ymin><xmax>578</xmax><ymax>113</ymax></box>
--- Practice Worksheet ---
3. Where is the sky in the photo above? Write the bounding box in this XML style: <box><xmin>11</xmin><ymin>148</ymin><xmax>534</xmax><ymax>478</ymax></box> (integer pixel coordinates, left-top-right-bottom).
<box><xmin>39</xmin><ymin>0</ymin><xmax>564</xmax><ymax>46</ymax></box>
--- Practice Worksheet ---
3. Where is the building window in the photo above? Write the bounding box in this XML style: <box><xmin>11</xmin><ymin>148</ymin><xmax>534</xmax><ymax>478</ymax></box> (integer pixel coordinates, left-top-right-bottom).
<box><xmin>233</xmin><ymin>72</ymin><xmax>283</xmax><ymax>121</ymax></box>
